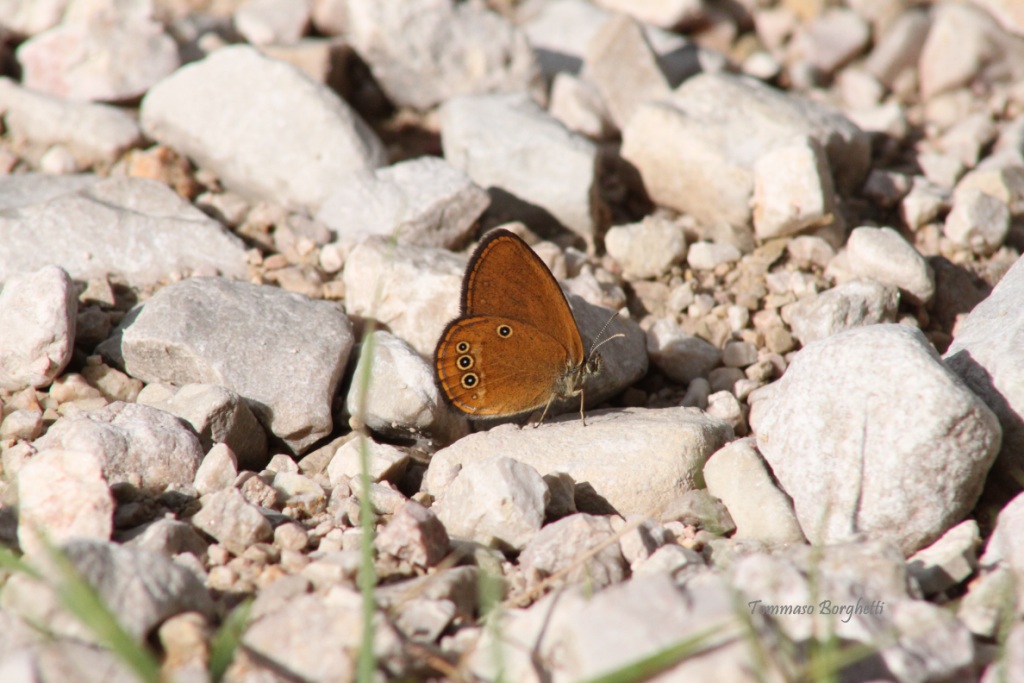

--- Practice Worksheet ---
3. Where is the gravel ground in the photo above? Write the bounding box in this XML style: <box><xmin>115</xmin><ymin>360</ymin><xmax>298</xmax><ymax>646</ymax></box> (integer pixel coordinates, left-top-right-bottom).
<box><xmin>1</xmin><ymin>0</ymin><xmax>1024</xmax><ymax>681</ymax></box>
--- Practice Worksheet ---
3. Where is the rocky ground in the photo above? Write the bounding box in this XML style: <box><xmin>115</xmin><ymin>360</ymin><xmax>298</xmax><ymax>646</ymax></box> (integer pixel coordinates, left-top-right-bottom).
<box><xmin>1</xmin><ymin>0</ymin><xmax>1024</xmax><ymax>681</ymax></box>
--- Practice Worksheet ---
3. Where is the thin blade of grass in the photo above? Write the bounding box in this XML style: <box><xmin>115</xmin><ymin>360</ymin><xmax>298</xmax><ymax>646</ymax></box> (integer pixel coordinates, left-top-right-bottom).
<box><xmin>353</xmin><ymin>331</ymin><xmax>380</xmax><ymax>683</ymax></box>
<box><xmin>42</xmin><ymin>541</ymin><xmax>162</xmax><ymax>683</ymax></box>
<box><xmin>209</xmin><ymin>599</ymin><xmax>252</xmax><ymax>682</ymax></box>
<box><xmin>578</xmin><ymin>622</ymin><xmax>735</xmax><ymax>683</ymax></box>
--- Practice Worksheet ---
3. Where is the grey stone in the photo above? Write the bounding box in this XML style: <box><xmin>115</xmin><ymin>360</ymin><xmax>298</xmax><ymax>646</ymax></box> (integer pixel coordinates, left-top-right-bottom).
<box><xmin>646</xmin><ymin>319</ymin><xmax>722</xmax><ymax>384</ymax></box>
<box><xmin>375</xmin><ymin>500</ymin><xmax>449</xmax><ymax>568</ymax></box>
<box><xmin>0</xmin><ymin>265</ymin><xmax>76</xmax><ymax>391</ymax></box>
<box><xmin>235</xmin><ymin>0</ymin><xmax>312</xmax><ymax>46</ymax></box>
<box><xmin>907</xmin><ymin>519</ymin><xmax>980</xmax><ymax>596</ymax></box>
<box><xmin>441</xmin><ymin>93</ymin><xmax>603</xmax><ymax>246</ymax></box>
<box><xmin>752</xmin><ymin>136</ymin><xmax>839</xmax><ymax>240</ymax></box>
<box><xmin>136</xmin><ymin>383</ymin><xmax>268</xmax><ymax>472</ymax></box>
<box><xmin>844</xmin><ymin>226</ymin><xmax>935</xmax><ymax>305</ymax></box>
<box><xmin>752</xmin><ymin>324</ymin><xmax>1001</xmax><ymax>554</ymax></box>
<box><xmin>584</xmin><ymin>14</ymin><xmax>670</xmax><ymax>130</ymax></box>
<box><xmin>0</xmin><ymin>175</ymin><xmax>248</xmax><ymax>286</ymax></box>
<box><xmin>192</xmin><ymin>443</ymin><xmax>238</xmax><ymax>496</ymax></box>
<box><xmin>1</xmin><ymin>539</ymin><xmax>212</xmax><ymax>644</ymax></box>
<box><xmin>119</xmin><ymin>518</ymin><xmax>209</xmax><ymax>561</ymax></box>
<box><xmin>865</xmin><ymin>9</ymin><xmax>930</xmax><ymax>88</ymax></box>
<box><xmin>621</xmin><ymin>72</ymin><xmax>870</xmax><ymax>232</ymax></box>
<box><xmin>316</xmin><ymin>156</ymin><xmax>488</xmax><ymax>249</ymax></box>
<box><xmin>433</xmin><ymin>457</ymin><xmax>548</xmax><ymax>552</ymax></box>
<box><xmin>919</xmin><ymin>2</ymin><xmax>1024</xmax><ymax>100</ymax></box>
<box><xmin>344</xmin><ymin>0</ymin><xmax>541</xmax><ymax>110</ymax></box>
<box><xmin>604</xmin><ymin>216</ymin><xmax>686</xmax><ymax>279</ymax></box>
<box><xmin>784</xmin><ymin>279</ymin><xmax>900</xmax><ymax>345</ymax></box>
<box><xmin>944</xmin><ymin>255</ymin><xmax>1024</xmax><ymax>510</ymax></box>
<box><xmin>34</xmin><ymin>402</ymin><xmax>204</xmax><ymax>494</ymax></box>
<box><xmin>342</xmin><ymin>330</ymin><xmax>468</xmax><ymax>443</ymax></box>
<box><xmin>327</xmin><ymin>436</ymin><xmax>409</xmax><ymax>485</ymax></box>
<box><xmin>100</xmin><ymin>277</ymin><xmax>353</xmax><ymax>454</ymax></box>
<box><xmin>943</xmin><ymin>188</ymin><xmax>1011</xmax><ymax>255</ymax></box>
<box><xmin>0</xmin><ymin>77</ymin><xmax>142</xmax><ymax>166</ymax></box>
<box><xmin>16</xmin><ymin>449</ymin><xmax>114</xmax><ymax>557</ymax></box>
<box><xmin>191</xmin><ymin>488</ymin><xmax>273</xmax><ymax>555</ymax></box>
<box><xmin>519</xmin><ymin>513</ymin><xmax>628</xmax><ymax>590</ymax></box>
<box><xmin>16</xmin><ymin>8</ymin><xmax>179</xmax><ymax>102</ymax></box>
<box><xmin>703</xmin><ymin>438</ymin><xmax>805</xmax><ymax>545</ymax></box>
<box><xmin>426</xmin><ymin>407</ymin><xmax>732</xmax><ymax>517</ymax></box>
<box><xmin>140</xmin><ymin>45</ymin><xmax>385</xmax><ymax>213</ymax></box>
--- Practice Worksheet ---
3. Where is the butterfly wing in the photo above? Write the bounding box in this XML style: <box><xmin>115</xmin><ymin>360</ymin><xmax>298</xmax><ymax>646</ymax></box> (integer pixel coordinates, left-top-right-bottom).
<box><xmin>460</xmin><ymin>230</ymin><xmax>585</xmax><ymax>364</ymax></box>
<box><xmin>435</xmin><ymin>315</ymin><xmax>573</xmax><ymax>416</ymax></box>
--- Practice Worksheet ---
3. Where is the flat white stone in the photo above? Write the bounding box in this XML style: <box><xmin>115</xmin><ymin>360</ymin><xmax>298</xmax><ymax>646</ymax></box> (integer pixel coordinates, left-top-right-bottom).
<box><xmin>425</xmin><ymin>407</ymin><xmax>733</xmax><ymax>517</ymax></box>
<box><xmin>140</xmin><ymin>45</ymin><xmax>385</xmax><ymax>213</ymax></box>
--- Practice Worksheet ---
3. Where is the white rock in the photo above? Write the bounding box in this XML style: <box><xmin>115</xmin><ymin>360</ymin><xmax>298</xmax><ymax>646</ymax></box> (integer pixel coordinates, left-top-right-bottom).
<box><xmin>136</xmin><ymin>383</ymin><xmax>268</xmax><ymax>472</ymax></box>
<box><xmin>327</xmin><ymin>436</ymin><xmax>409</xmax><ymax>485</ymax></box>
<box><xmin>33</xmin><ymin>402</ymin><xmax>204</xmax><ymax>493</ymax></box>
<box><xmin>0</xmin><ymin>77</ymin><xmax>141</xmax><ymax>166</ymax></box>
<box><xmin>0</xmin><ymin>265</ymin><xmax>76</xmax><ymax>391</ymax></box>
<box><xmin>621</xmin><ymin>72</ymin><xmax>870</xmax><ymax>231</ymax></box>
<box><xmin>907</xmin><ymin>519</ymin><xmax>980</xmax><ymax>596</ymax></box>
<box><xmin>140</xmin><ymin>45</ymin><xmax>385</xmax><ymax>213</ymax></box>
<box><xmin>193</xmin><ymin>443</ymin><xmax>238</xmax><ymax>496</ymax></box>
<box><xmin>705</xmin><ymin>390</ymin><xmax>746</xmax><ymax>434</ymax></box>
<box><xmin>784</xmin><ymin>279</ymin><xmax>899</xmax><ymax>345</ymax></box>
<box><xmin>1</xmin><ymin>539</ymin><xmax>212</xmax><ymax>644</ymax></box>
<box><xmin>955</xmin><ymin>165</ymin><xmax>1024</xmax><ymax>214</ymax></box>
<box><xmin>900</xmin><ymin>176</ymin><xmax>949</xmax><ymax>230</ymax></box>
<box><xmin>604</xmin><ymin>216</ymin><xmax>686</xmax><ymax>279</ymax></box>
<box><xmin>0</xmin><ymin>0</ymin><xmax>66</xmax><ymax>35</ymax></box>
<box><xmin>548</xmin><ymin>72</ymin><xmax>613</xmax><ymax>139</ymax></box>
<box><xmin>425</xmin><ymin>407</ymin><xmax>733</xmax><ymax>517</ymax></box>
<box><xmin>943</xmin><ymin>188</ymin><xmax>1011</xmax><ymax>255</ymax></box>
<box><xmin>432</xmin><ymin>457</ymin><xmax>548</xmax><ymax>551</ymax></box>
<box><xmin>16</xmin><ymin>7</ymin><xmax>179</xmax><ymax>102</ymax></box>
<box><xmin>686</xmin><ymin>241</ymin><xmax>741</xmax><ymax>270</ymax></box>
<box><xmin>593</xmin><ymin>0</ymin><xmax>704</xmax><ymax>29</ymax></box>
<box><xmin>344</xmin><ymin>0</ymin><xmax>541</xmax><ymax>110</ymax></box>
<box><xmin>441</xmin><ymin>93</ymin><xmax>602</xmax><ymax>245</ymax></box>
<box><xmin>945</xmin><ymin>255</ymin><xmax>1024</xmax><ymax>509</ymax></box>
<box><xmin>584</xmin><ymin>14</ymin><xmax>670</xmax><ymax>130</ymax></box>
<box><xmin>844</xmin><ymin>226</ymin><xmax>935</xmax><ymax>304</ymax></box>
<box><xmin>100</xmin><ymin>277</ymin><xmax>353</xmax><ymax>454</ymax></box>
<box><xmin>704</xmin><ymin>438</ymin><xmax>805</xmax><ymax>545</ymax></box>
<box><xmin>0</xmin><ymin>175</ymin><xmax>248</xmax><ymax>286</ymax></box>
<box><xmin>235</xmin><ymin>0</ymin><xmax>312</xmax><ymax>46</ymax></box>
<box><xmin>752</xmin><ymin>324</ymin><xmax>1001</xmax><ymax>554</ymax></box>
<box><xmin>16</xmin><ymin>449</ymin><xmax>114</xmax><ymax>556</ymax></box>
<box><xmin>316</xmin><ymin>156</ymin><xmax>488</xmax><ymax>248</ymax></box>
<box><xmin>645</xmin><ymin>318</ymin><xmax>721</xmax><ymax>384</ymax></box>
<box><xmin>191</xmin><ymin>488</ymin><xmax>273</xmax><ymax>555</ymax></box>
<box><xmin>786</xmin><ymin>235</ymin><xmax>835</xmax><ymax>270</ymax></box>
<box><xmin>341</xmin><ymin>237</ymin><xmax>463</xmax><ymax>357</ymax></box>
<box><xmin>753</xmin><ymin>136</ymin><xmax>839</xmax><ymax>240</ymax></box>
<box><xmin>344</xmin><ymin>330</ymin><xmax>468</xmax><ymax>442</ymax></box>
<box><xmin>919</xmin><ymin>2</ymin><xmax>1024</xmax><ymax>100</ymax></box>
<box><xmin>375</xmin><ymin>501</ymin><xmax>449</xmax><ymax>568</ymax></box>
<box><xmin>519</xmin><ymin>513</ymin><xmax>627</xmax><ymax>589</ymax></box>
<box><xmin>802</xmin><ymin>8</ymin><xmax>871</xmax><ymax>71</ymax></box>
<box><xmin>865</xmin><ymin>8</ymin><xmax>930</xmax><ymax>88</ymax></box>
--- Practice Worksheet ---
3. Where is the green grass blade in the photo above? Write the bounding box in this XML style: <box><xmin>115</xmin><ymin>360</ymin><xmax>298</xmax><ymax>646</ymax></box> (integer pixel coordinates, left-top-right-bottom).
<box><xmin>578</xmin><ymin>622</ymin><xmax>734</xmax><ymax>683</ymax></box>
<box><xmin>209</xmin><ymin>599</ymin><xmax>252</xmax><ymax>682</ymax></box>
<box><xmin>354</xmin><ymin>333</ymin><xmax>380</xmax><ymax>683</ymax></box>
<box><xmin>42</xmin><ymin>542</ymin><xmax>162</xmax><ymax>683</ymax></box>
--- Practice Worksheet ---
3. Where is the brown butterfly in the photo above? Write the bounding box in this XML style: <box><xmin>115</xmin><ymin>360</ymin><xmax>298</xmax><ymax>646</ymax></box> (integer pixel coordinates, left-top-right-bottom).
<box><xmin>434</xmin><ymin>229</ymin><xmax>602</xmax><ymax>425</ymax></box>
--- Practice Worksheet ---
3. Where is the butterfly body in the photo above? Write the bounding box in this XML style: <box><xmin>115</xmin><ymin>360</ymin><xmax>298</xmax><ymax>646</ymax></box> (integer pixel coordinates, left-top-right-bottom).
<box><xmin>434</xmin><ymin>229</ymin><xmax>600</xmax><ymax>422</ymax></box>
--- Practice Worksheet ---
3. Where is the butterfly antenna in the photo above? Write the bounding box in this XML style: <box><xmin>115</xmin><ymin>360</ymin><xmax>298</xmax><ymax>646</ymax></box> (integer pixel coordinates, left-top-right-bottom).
<box><xmin>587</xmin><ymin>310</ymin><xmax>626</xmax><ymax>361</ymax></box>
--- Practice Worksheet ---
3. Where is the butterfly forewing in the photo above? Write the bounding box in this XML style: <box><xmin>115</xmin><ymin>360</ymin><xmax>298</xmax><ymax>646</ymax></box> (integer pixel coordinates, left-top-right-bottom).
<box><xmin>461</xmin><ymin>231</ymin><xmax>585</xmax><ymax>365</ymax></box>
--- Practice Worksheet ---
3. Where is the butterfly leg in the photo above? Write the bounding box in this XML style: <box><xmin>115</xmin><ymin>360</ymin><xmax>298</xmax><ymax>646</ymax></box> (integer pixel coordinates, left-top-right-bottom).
<box><xmin>578</xmin><ymin>388</ymin><xmax>587</xmax><ymax>427</ymax></box>
<box><xmin>534</xmin><ymin>394</ymin><xmax>557</xmax><ymax>428</ymax></box>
